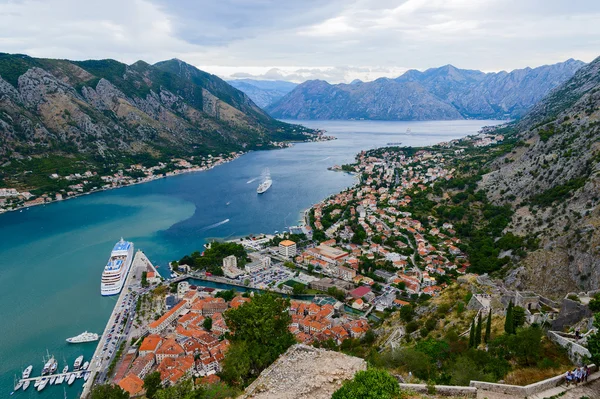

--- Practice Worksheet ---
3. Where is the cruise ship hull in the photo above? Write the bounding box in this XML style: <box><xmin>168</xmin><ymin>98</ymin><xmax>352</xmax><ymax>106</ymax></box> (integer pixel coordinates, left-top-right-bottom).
<box><xmin>101</xmin><ymin>239</ymin><xmax>134</xmax><ymax>296</ymax></box>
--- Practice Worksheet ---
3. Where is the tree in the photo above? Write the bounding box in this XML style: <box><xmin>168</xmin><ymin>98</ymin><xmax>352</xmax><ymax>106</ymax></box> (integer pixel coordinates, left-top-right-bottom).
<box><xmin>215</xmin><ymin>289</ymin><xmax>236</xmax><ymax>302</ymax></box>
<box><xmin>332</xmin><ymin>369</ymin><xmax>402</xmax><ymax>399</ymax></box>
<box><xmin>400</xmin><ymin>305</ymin><xmax>414</xmax><ymax>322</ymax></box>
<box><xmin>475</xmin><ymin>312</ymin><xmax>482</xmax><ymax>347</ymax></box>
<box><xmin>586</xmin><ymin>313</ymin><xmax>600</xmax><ymax>364</ymax></box>
<box><xmin>504</xmin><ymin>302</ymin><xmax>514</xmax><ymax>334</ymax></box>
<box><xmin>512</xmin><ymin>306</ymin><xmax>526</xmax><ymax>329</ymax></box>
<box><xmin>203</xmin><ymin>316</ymin><xmax>213</xmax><ymax>331</ymax></box>
<box><xmin>484</xmin><ymin>309</ymin><xmax>492</xmax><ymax>343</ymax></box>
<box><xmin>222</xmin><ymin>293</ymin><xmax>296</xmax><ymax>385</ymax></box>
<box><xmin>143</xmin><ymin>371</ymin><xmax>162</xmax><ymax>399</ymax></box>
<box><xmin>91</xmin><ymin>384</ymin><xmax>130</xmax><ymax>399</ymax></box>
<box><xmin>509</xmin><ymin>326</ymin><xmax>543</xmax><ymax>366</ymax></box>
<box><xmin>292</xmin><ymin>283</ymin><xmax>307</xmax><ymax>295</ymax></box>
<box><xmin>469</xmin><ymin>318</ymin><xmax>476</xmax><ymax>348</ymax></box>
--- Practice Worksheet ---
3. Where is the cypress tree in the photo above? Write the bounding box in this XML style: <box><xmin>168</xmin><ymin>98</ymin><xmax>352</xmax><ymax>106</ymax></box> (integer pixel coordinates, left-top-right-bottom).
<box><xmin>504</xmin><ymin>302</ymin><xmax>514</xmax><ymax>334</ymax></box>
<box><xmin>475</xmin><ymin>312</ymin><xmax>482</xmax><ymax>346</ymax></box>
<box><xmin>469</xmin><ymin>318</ymin><xmax>476</xmax><ymax>348</ymax></box>
<box><xmin>484</xmin><ymin>309</ymin><xmax>492</xmax><ymax>343</ymax></box>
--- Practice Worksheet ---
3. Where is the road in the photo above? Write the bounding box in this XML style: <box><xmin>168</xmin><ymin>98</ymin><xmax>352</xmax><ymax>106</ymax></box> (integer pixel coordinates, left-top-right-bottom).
<box><xmin>80</xmin><ymin>250</ymin><xmax>147</xmax><ymax>398</ymax></box>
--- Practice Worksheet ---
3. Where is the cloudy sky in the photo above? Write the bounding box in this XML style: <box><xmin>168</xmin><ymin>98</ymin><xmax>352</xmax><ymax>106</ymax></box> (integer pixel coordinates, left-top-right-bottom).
<box><xmin>0</xmin><ymin>0</ymin><xmax>599</xmax><ymax>83</ymax></box>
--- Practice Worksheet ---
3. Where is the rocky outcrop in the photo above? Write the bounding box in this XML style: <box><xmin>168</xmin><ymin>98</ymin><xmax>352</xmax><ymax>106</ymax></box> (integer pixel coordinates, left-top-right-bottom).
<box><xmin>241</xmin><ymin>344</ymin><xmax>366</xmax><ymax>399</ymax></box>
<box><xmin>268</xmin><ymin>60</ymin><xmax>584</xmax><ymax>120</ymax></box>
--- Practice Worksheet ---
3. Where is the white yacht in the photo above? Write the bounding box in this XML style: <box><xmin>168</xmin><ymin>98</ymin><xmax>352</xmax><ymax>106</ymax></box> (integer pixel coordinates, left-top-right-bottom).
<box><xmin>42</xmin><ymin>355</ymin><xmax>57</xmax><ymax>375</ymax></box>
<box><xmin>14</xmin><ymin>380</ymin><xmax>23</xmax><ymax>391</ymax></box>
<box><xmin>49</xmin><ymin>375</ymin><xmax>57</xmax><ymax>385</ymax></box>
<box><xmin>56</xmin><ymin>373</ymin><xmax>65</xmax><ymax>385</ymax></box>
<box><xmin>22</xmin><ymin>380</ymin><xmax>30</xmax><ymax>391</ymax></box>
<box><xmin>257</xmin><ymin>169</ymin><xmax>272</xmax><ymax>194</ymax></box>
<box><xmin>22</xmin><ymin>365</ymin><xmax>33</xmax><ymax>379</ymax></box>
<box><xmin>101</xmin><ymin>239</ymin><xmax>134</xmax><ymax>296</ymax></box>
<box><xmin>67</xmin><ymin>374</ymin><xmax>76</xmax><ymax>385</ymax></box>
<box><xmin>37</xmin><ymin>378</ymin><xmax>48</xmax><ymax>392</ymax></box>
<box><xmin>66</xmin><ymin>331</ymin><xmax>99</xmax><ymax>344</ymax></box>
<box><xmin>82</xmin><ymin>361</ymin><xmax>89</xmax><ymax>370</ymax></box>
<box><xmin>74</xmin><ymin>355</ymin><xmax>84</xmax><ymax>370</ymax></box>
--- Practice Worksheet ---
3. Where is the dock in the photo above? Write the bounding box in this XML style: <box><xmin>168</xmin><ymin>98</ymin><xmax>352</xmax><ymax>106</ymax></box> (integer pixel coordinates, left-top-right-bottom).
<box><xmin>79</xmin><ymin>250</ymin><xmax>146</xmax><ymax>398</ymax></box>
<box><xmin>17</xmin><ymin>370</ymin><xmax>88</xmax><ymax>384</ymax></box>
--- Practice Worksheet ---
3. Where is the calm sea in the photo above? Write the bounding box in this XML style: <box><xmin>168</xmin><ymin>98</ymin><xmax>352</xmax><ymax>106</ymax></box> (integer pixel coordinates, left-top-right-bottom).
<box><xmin>0</xmin><ymin>119</ymin><xmax>504</xmax><ymax>398</ymax></box>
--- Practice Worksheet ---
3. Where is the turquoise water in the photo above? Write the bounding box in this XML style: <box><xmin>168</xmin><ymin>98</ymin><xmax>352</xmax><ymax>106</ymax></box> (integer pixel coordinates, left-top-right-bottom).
<box><xmin>0</xmin><ymin>120</ymin><xmax>503</xmax><ymax>398</ymax></box>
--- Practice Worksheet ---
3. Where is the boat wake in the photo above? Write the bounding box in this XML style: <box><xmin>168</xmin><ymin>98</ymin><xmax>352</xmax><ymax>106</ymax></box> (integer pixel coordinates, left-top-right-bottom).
<box><xmin>246</xmin><ymin>177</ymin><xmax>259</xmax><ymax>184</ymax></box>
<box><xmin>200</xmin><ymin>219</ymin><xmax>230</xmax><ymax>231</ymax></box>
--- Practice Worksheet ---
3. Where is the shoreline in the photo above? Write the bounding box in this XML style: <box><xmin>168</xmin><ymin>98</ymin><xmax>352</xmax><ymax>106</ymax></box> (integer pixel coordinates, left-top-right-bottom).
<box><xmin>0</xmin><ymin>135</ymin><xmax>337</xmax><ymax>215</ymax></box>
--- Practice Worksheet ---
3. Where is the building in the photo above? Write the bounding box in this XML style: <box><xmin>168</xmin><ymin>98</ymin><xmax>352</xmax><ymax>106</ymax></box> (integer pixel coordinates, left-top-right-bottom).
<box><xmin>222</xmin><ymin>264</ymin><xmax>245</xmax><ymax>279</ymax></box>
<box><xmin>148</xmin><ymin>301</ymin><xmax>190</xmax><ymax>334</ymax></box>
<box><xmin>245</xmin><ymin>256</ymin><xmax>271</xmax><ymax>273</ymax></box>
<box><xmin>223</xmin><ymin>255</ymin><xmax>237</xmax><ymax>268</ymax></box>
<box><xmin>279</xmin><ymin>240</ymin><xmax>297</xmax><ymax>258</ymax></box>
<box><xmin>118</xmin><ymin>374</ymin><xmax>144</xmax><ymax>397</ymax></box>
<box><xmin>306</xmin><ymin>244</ymin><xmax>348</xmax><ymax>266</ymax></box>
<box><xmin>139</xmin><ymin>334</ymin><xmax>163</xmax><ymax>357</ymax></box>
<box><xmin>128</xmin><ymin>353</ymin><xmax>155</xmax><ymax>379</ymax></box>
<box><xmin>155</xmin><ymin>338</ymin><xmax>185</xmax><ymax>363</ymax></box>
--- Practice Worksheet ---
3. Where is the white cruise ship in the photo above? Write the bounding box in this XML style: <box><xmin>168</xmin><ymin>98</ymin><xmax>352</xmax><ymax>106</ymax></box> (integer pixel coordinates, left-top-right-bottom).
<box><xmin>257</xmin><ymin>168</ymin><xmax>272</xmax><ymax>194</ymax></box>
<box><xmin>100</xmin><ymin>238</ymin><xmax>134</xmax><ymax>296</ymax></box>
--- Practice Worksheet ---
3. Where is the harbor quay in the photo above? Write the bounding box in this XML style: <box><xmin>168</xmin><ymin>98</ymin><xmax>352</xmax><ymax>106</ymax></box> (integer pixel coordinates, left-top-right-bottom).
<box><xmin>81</xmin><ymin>250</ymin><xmax>149</xmax><ymax>398</ymax></box>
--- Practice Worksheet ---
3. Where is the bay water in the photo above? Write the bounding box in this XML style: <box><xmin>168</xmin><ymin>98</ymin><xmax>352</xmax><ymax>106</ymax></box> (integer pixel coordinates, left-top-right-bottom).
<box><xmin>0</xmin><ymin>120</ymin><xmax>503</xmax><ymax>398</ymax></box>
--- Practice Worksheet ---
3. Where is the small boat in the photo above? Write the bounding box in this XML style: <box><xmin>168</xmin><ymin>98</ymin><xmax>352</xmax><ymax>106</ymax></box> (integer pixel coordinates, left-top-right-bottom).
<box><xmin>62</xmin><ymin>365</ymin><xmax>69</xmax><ymax>374</ymax></box>
<box><xmin>23</xmin><ymin>365</ymin><xmax>33</xmax><ymax>379</ymax></box>
<box><xmin>50</xmin><ymin>375</ymin><xmax>57</xmax><ymax>385</ymax></box>
<box><xmin>84</xmin><ymin>372</ymin><xmax>90</xmax><ymax>382</ymax></box>
<box><xmin>67</xmin><ymin>374</ymin><xmax>76</xmax><ymax>385</ymax></box>
<box><xmin>74</xmin><ymin>355</ymin><xmax>84</xmax><ymax>370</ymax></box>
<box><xmin>37</xmin><ymin>378</ymin><xmax>48</xmax><ymax>391</ymax></box>
<box><xmin>34</xmin><ymin>379</ymin><xmax>42</xmax><ymax>388</ymax></box>
<box><xmin>55</xmin><ymin>373</ymin><xmax>65</xmax><ymax>384</ymax></box>
<box><xmin>77</xmin><ymin>371</ymin><xmax>84</xmax><ymax>379</ymax></box>
<box><xmin>14</xmin><ymin>380</ymin><xmax>23</xmax><ymax>391</ymax></box>
<box><xmin>82</xmin><ymin>361</ymin><xmax>89</xmax><ymax>370</ymax></box>
<box><xmin>22</xmin><ymin>380</ymin><xmax>30</xmax><ymax>391</ymax></box>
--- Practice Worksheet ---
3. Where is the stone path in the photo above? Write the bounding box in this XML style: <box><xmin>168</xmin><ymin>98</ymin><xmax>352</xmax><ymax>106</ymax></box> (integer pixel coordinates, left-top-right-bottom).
<box><xmin>529</xmin><ymin>371</ymin><xmax>600</xmax><ymax>399</ymax></box>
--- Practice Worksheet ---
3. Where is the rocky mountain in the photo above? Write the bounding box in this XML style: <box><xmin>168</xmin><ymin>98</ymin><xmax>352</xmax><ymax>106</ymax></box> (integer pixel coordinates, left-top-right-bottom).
<box><xmin>0</xmin><ymin>53</ymin><xmax>306</xmax><ymax>167</ymax></box>
<box><xmin>479</xmin><ymin>56</ymin><xmax>600</xmax><ymax>297</ymax></box>
<box><xmin>228</xmin><ymin>79</ymin><xmax>297</xmax><ymax>109</ymax></box>
<box><xmin>268</xmin><ymin>59</ymin><xmax>585</xmax><ymax>121</ymax></box>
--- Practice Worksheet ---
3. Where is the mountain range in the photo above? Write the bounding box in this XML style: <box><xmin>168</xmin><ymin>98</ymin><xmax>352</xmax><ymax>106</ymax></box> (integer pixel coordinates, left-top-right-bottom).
<box><xmin>227</xmin><ymin>79</ymin><xmax>297</xmax><ymax>109</ymax></box>
<box><xmin>0</xmin><ymin>53</ymin><xmax>306</xmax><ymax>170</ymax></box>
<box><xmin>265</xmin><ymin>59</ymin><xmax>585</xmax><ymax>120</ymax></box>
<box><xmin>478</xmin><ymin>56</ymin><xmax>600</xmax><ymax>296</ymax></box>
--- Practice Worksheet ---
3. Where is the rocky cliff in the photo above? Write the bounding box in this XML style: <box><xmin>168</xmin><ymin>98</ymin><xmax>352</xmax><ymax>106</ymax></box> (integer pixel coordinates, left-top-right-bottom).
<box><xmin>0</xmin><ymin>53</ymin><xmax>301</xmax><ymax>166</ymax></box>
<box><xmin>479</xmin><ymin>56</ymin><xmax>600</xmax><ymax>297</ymax></box>
<box><xmin>268</xmin><ymin>59</ymin><xmax>584</xmax><ymax>121</ymax></box>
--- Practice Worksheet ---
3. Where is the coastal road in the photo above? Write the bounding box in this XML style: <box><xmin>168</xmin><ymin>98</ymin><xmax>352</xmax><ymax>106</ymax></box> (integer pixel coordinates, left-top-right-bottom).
<box><xmin>81</xmin><ymin>251</ymin><xmax>147</xmax><ymax>398</ymax></box>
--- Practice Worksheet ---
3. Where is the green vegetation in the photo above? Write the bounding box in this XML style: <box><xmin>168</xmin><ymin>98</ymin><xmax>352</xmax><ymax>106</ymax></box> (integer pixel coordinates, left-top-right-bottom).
<box><xmin>221</xmin><ymin>293</ymin><xmax>296</xmax><ymax>386</ymax></box>
<box><xmin>90</xmin><ymin>384</ymin><xmax>130</xmax><ymax>399</ymax></box>
<box><xmin>143</xmin><ymin>371</ymin><xmax>162</xmax><ymax>399</ymax></box>
<box><xmin>530</xmin><ymin>177</ymin><xmax>587</xmax><ymax>207</ymax></box>
<box><xmin>203</xmin><ymin>316</ymin><xmax>213</xmax><ymax>331</ymax></box>
<box><xmin>179</xmin><ymin>242</ymin><xmax>248</xmax><ymax>276</ymax></box>
<box><xmin>332</xmin><ymin>369</ymin><xmax>403</xmax><ymax>399</ymax></box>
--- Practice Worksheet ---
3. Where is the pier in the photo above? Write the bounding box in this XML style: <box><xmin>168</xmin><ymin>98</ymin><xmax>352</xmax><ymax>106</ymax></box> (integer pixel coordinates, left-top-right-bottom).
<box><xmin>16</xmin><ymin>370</ymin><xmax>88</xmax><ymax>385</ymax></box>
<box><xmin>80</xmin><ymin>250</ymin><xmax>146</xmax><ymax>398</ymax></box>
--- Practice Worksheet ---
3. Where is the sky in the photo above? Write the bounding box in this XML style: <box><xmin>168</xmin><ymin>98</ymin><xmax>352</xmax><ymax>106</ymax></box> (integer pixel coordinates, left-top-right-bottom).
<box><xmin>0</xmin><ymin>0</ymin><xmax>599</xmax><ymax>83</ymax></box>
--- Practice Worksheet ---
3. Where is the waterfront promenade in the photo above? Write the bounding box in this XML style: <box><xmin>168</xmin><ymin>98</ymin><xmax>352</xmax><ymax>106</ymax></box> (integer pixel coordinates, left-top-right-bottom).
<box><xmin>80</xmin><ymin>251</ymin><xmax>147</xmax><ymax>398</ymax></box>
